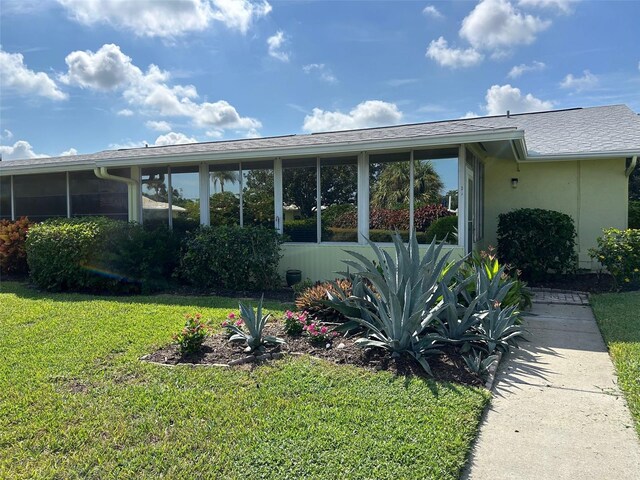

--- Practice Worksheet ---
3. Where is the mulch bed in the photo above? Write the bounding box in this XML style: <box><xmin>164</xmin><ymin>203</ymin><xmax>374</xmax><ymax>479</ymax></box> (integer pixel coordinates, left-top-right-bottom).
<box><xmin>527</xmin><ymin>272</ymin><xmax>625</xmax><ymax>293</ymax></box>
<box><xmin>143</xmin><ymin>323</ymin><xmax>482</xmax><ymax>387</ymax></box>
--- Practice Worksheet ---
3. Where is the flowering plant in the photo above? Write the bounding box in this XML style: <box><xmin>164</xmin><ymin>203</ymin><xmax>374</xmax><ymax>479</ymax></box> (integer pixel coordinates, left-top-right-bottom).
<box><xmin>304</xmin><ymin>321</ymin><xmax>340</xmax><ymax>345</ymax></box>
<box><xmin>283</xmin><ymin>310</ymin><xmax>339</xmax><ymax>344</ymax></box>
<box><xmin>173</xmin><ymin>313</ymin><xmax>211</xmax><ymax>355</ymax></box>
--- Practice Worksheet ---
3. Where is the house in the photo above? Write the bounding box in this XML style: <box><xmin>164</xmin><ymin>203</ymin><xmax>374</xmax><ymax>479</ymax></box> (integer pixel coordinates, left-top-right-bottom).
<box><xmin>1</xmin><ymin>104</ymin><xmax>638</xmax><ymax>281</ymax></box>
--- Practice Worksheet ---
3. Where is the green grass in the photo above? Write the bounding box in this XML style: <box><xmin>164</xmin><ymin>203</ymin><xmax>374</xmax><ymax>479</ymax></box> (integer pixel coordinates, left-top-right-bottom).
<box><xmin>591</xmin><ymin>291</ymin><xmax>640</xmax><ymax>436</ymax></box>
<box><xmin>0</xmin><ymin>281</ymin><xmax>490</xmax><ymax>479</ymax></box>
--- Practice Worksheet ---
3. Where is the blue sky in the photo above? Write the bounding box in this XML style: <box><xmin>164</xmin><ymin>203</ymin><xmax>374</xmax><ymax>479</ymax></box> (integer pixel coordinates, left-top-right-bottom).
<box><xmin>1</xmin><ymin>0</ymin><xmax>639</xmax><ymax>161</ymax></box>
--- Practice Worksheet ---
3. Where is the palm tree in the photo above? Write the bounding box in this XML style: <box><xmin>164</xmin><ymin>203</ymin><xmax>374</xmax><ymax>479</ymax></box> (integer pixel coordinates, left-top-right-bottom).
<box><xmin>210</xmin><ymin>170</ymin><xmax>239</xmax><ymax>193</ymax></box>
<box><xmin>371</xmin><ymin>160</ymin><xmax>443</xmax><ymax>209</ymax></box>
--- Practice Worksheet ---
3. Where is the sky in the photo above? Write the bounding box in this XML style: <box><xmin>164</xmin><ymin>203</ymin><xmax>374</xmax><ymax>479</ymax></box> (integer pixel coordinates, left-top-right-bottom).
<box><xmin>1</xmin><ymin>0</ymin><xmax>639</xmax><ymax>162</ymax></box>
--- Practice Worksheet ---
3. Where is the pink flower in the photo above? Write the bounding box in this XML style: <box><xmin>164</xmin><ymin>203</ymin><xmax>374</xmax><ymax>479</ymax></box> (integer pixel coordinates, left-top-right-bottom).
<box><xmin>235</xmin><ymin>319</ymin><xmax>243</xmax><ymax>326</ymax></box>
<box><xmin>320</xmin><ymin>326</ymin><xmax>328</xmax><ymax>334</ymax></box>
<box><xmin>285</xmin><ymin>310</ymin><xmax>294</xmax><ymax>319</ymax></box>
<box><xmin>227</xmin><ymin>312</ymin><xmax>236</xmax><ymax>320</ymax></box>
<box><xmin>221</xmin><ymin>320</ymin><xmax>229</xmax><ymax>327</ymax></box>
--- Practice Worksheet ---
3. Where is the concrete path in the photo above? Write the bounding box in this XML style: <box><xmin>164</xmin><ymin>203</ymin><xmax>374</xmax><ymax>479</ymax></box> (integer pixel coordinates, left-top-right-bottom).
<box><xmin>462</xmin><ymin>298</ymin><xmax>640</xmax><ymax>480</ymax></box>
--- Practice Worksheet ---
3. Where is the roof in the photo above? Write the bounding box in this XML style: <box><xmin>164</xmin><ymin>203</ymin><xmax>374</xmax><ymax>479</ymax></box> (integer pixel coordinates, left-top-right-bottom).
<box><xmin>1</xmin><ymin>104</ymin><xmax>639</xmax><ymax>175</ymax></box>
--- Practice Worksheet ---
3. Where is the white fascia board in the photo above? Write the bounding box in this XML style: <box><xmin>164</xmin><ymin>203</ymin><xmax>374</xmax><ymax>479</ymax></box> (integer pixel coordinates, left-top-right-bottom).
<box><xmin>94</xmin><ymin>129</ymin><xmax>524</xmax><ymax>169</ymax></box>
<box><xmin>520</xmin><ymin>149</ymin><xmax>640</xmax><ymax>162</ymax></box>
<box><xmin>0</xmin><ymin>161</ymin><xmax>96</xmax><ymax>176</ymax></box>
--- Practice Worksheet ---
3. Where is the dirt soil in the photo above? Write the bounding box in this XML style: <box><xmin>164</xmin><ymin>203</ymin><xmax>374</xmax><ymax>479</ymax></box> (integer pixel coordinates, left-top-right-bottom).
<box><xmin>527</xmin><ymin>272</ymin><xmax>626</xmax><ymax>293</ymax></box>
<box><xmin>144</xmin><ymin>323</ymin><xmax>482</xmax><ymax>387</ymax></box>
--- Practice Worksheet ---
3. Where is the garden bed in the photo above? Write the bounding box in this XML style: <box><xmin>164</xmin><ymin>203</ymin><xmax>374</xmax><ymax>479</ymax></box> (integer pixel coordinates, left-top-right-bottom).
<box><xmin>144</xmin><ymin>323</ymin><xmax>482</xmax><ymax>387</ymax></box>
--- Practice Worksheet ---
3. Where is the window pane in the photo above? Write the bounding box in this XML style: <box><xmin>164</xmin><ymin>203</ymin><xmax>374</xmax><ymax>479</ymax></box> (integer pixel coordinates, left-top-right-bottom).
<box><xmin>14</xmin><ymin>173</ymin><xmax>67</xmax><ymax>221</ymax></box>
<box><xmin>320</xmin><ymin>156</ymin><xmax>358</xmax><ymax>242</ymax></box>
<box><xmin>0</xmin><ymin>176</ymin><xmax>10</xmax><ymax>220</ymax></box>
<box><xmin>283</xmin><ymin>158</ymin><xmax>317</xmax><ymax>242</ymax></box>
<box><xmin>170</xmin><ymin>166</ymin><xmax>200</xmax><ymax>233</ymax></box>
<box><xmin>70</xmin><ymin>170</ymin><xmax>128</xmax><ymax>220</ymax></box>
<box><xmin>210</xmin><ymin>164</ymin><xmax>240</xmax><ymax>226</ymax></box>
<box><xmin>369</xmin><ymin>152</ymin><xmax>410</xmax><ymax>242</ymax></box>
<box><xmin>242</xmin><ymin>160</ymin><xmax>274</xmax><ymax>228</ymax></box>
<box><xmin>142</xmin><ymin>167</ymin><xmax>169</xmax><ymax>228</ymax></box>
<box><xmin>413</xmin><ymin>151</ymin><xmax>458</xmax><ymax>244</ymax></box>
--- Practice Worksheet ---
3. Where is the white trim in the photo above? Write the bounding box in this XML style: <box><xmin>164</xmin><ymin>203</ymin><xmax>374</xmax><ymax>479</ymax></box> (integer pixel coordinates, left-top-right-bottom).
<box><xmin>238</xmin><ymin>163</ymin><xmax>244</xmax><ymax>228</ymax></box>
<box><xmin>167</xmin><ymin>166</ymin><xmax>173</xmax><ymax>230</ymax></box>
<box><xmin>409</xmin><ymin>150</ymin><xmax>414</xmax><ymax>233</ymax></box>
<box><xmin>274</xmin><ymin>157</ymin><xmax>283</xmax><ymax>233</ymax></box>
<box><xmin>458</xmin><ymin>146</ymin><xmax>466</xmax><ymax>252</ymax></box>
<box><xmin>198</xmin><ymin>163</ymin><xmax>210</xmax><ymax>226</ymax></box>
<box><xmin>130</xmin><ymin>166</ymin><xmax>141</xmax><ymax>223</ymax></box>
<box><xmin>357</xmin><ymin>152</ymin><xmax>369</xmax><ymax>244</ymax></box>
<box><xmin>316</xmin><ymin>157</ymin><xmax>321</xmax><ymax>243</ymax></box>
<box><xmin>66</xmin><ymin>171</ymin><xmax>71</xmax><ymax>218</ymax></box>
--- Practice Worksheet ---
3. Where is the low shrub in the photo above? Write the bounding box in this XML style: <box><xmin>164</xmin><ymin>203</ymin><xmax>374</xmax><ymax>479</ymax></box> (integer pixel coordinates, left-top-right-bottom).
<box><xmin>295</xmin><ymin>278</ymin><xmax>353</xmax><ymax>323</ymax></box>
<box><xmin>590</xmin><ymin>228</ymin><xmax>640</xmax><ymax>288</ymax></box>
<box><xmin>425</xmin><ymin>216</ymin><xmax>458</xmax><ymax>244</ymax></box>
<box><xmin>413</xmin><ymin>204</ymin><xmax>455</xmax><ymax>231</ymax></box>
<box><xmin>26</xmin><ymin>218</ymin><xmax>180</xmax><ymax>293</ymax></box>
<box><xmin>629</xmin><ymin>200</ymin><xmax>640</xmax><ymax>229</ymax></box>
<box><xmin>497</xmin><ymin>208</ymin><xmax>577</xmax><ymax>280</ymax></box>
<box><xmin>283</xmin><ymin>219</ymin><xmax>328</xmax><ymax>243</ymax></box>
<box><xmin>179</xmin><ymin>225</ymin><xmax>283</xmax><ymax>291</ymax></box>
<box><xmin>173</xmin><ymin>313</ymin><xmax>211</xmax><ymax>356</ymax></box>
<box><xmin>326</xmin><ymin>227</ymin><xmax>358</xmax><ymax>242</ymax></box>
<box><xmin>284</xmin><ymin>310</ymin><xmax>307</xmax><ymax>335</ymax></box>
<box><xmin>322</xmin><ymin>204</ymin><xmax>356</xmax><ymax>228</ymax></box>
<box><xmin>0</xmin><ymin>217</ymin><xmax>32</xmax><ymax>275</ymax></box>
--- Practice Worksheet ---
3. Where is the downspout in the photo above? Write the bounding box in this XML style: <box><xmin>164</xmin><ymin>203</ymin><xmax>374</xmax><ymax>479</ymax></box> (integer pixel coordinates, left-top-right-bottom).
<box><xmin>625</xmin><ymin>155</ymin><xmax>638</xmax><ymax>177</ymax></box>
<box><xmin>93</xmin><ymin>167</ymin><xmax>139</xmax><ymax>222</ymax></box>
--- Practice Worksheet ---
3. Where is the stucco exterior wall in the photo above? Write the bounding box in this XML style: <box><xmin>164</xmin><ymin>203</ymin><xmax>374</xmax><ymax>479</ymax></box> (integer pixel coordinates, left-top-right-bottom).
<box><xmin>280</xmin><ymin>243</ymin><xmax>464</xmax><ymax>282</ymax></box>
<box><xmin>483</xmin><ymin>157</ymin><xmax>628</xmax><ymax>269</ymax></box>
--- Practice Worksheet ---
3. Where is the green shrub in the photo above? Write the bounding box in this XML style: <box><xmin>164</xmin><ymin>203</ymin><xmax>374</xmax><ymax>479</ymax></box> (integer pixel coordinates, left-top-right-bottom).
<box><xmin>0</xmin><ymin>217</ymin><xmax>32</xmax><ymax>275</ymax></box>
<box><xmin>322</xmin><ymin>204</ymin><xmax>356</xmax><ymax>228</ymax></box>
<box><xmin>327</xmin><ymin>227</ymin><xmax>358</xmax><ymax>242</ymax></box>
<box><xmin>368</xmin><ymin>229</ymin><xmax>428</xmax><ymax>243</ymax></box>
<box><xmin>173</xmin><ymin>313</ymin><xmax>211</xmax><ymax>356</ymax></box>
<box><xmin>283</xmin><ymin>219</ymin><xmax>328</xmax><ymax>242</ymax></box>
<box><xmin>497</xmin><ymin>208</ymin><xmax>577</xmax><ymax>280</ymax></box>
<box><xmin>590</xmin><ymin>228</ymin><xmax>640</xmax><ymax>288</ymax></box>
<box><xmin>629</xmin><ymin>201</ymin><xmax>640</xmax><ymax>229</ymax></box>
<box><xmin>179</xmin><ymin>225</ymin><xmax>283</xmax><ymax>291</ymax></box>
<box><xmin>26</xmin><ymin>218</ymin><xmax>180</xmax><ymax>293</ymax></box>
<box><xmin>425</xmin><ymin>216</ymin><xmax>458</xmax><ymax>244</ymax></box>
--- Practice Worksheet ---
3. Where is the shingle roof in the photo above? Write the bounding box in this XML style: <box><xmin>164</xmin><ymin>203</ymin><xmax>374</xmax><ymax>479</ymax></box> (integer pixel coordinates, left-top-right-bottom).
<box><xmin>1</xmin><ymin>104</ymin><xmax>639</xmax><ymax>173</ymax></box>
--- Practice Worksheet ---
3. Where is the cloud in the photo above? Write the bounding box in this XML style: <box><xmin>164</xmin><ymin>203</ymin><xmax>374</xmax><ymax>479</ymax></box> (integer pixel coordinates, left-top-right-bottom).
<box><xmin>302</xmin><ymin>100</ymin><xmax>403</xmax><ymax>133</ymax></box>
<box><xmin>57</xmin><ymin>0</ymin><xmax>271</xmax><ymax>38</ymax></box>
<box><xmin>302</xmin><ymin>63</ymin><xmax>337</xmax><ymax>83</ymax></box>
<box><xmin>154</xmin><ymin>131</ymin><xmax>197</xmax><ymax>146</ymax></box>
<box><xmin>484</xmin><ymin>84</ymin><xmax>553</xmax><ymax>115</ymax></box>
<box><xmin>560</xmin><ymin>70</ymin><xmax>598</xmax><ymax>91</ymax></box>
<box><xmin>508</xmin><ymin>60</ymin><xmax>546</xmax><ymax>78</ymax></box>
<box><xmin>518</xmin><ymin>0</ymin><xmax>578</xmax><ymax>13</ymax></box>
<box><xmin>386</xmin><ymin>78</ymin><xmax>419</xmax><ymax>87</ymax></box>
<box><xmin>145</xmin><ymin>120</ymin><xmax>172</xmax><ymax>132</ymax></box>
<box><xmin>422</xmin><ymin>5</ymin><xmax>443</xmax><ymax>19</ymax></box>
<box><xmin>267</xmin><ymin>31</ymin><xmax>290</xmax><ymax>62</ymax></box>
<box><xmin>426</xmin><ymin>37</ymin><xmax>483</xmax><ymax>68</ymax></box>
<box><xmin>460</xmin><ymin>0</ymin><xmax>551</xmax><ymax>51</ymax></box>
<box><xmin>117</xmin><ymin>108</ymin><xmax>134</xmax><ymax>116</ymax></box>
<box><xmin>2</xmin><ymin>129</ymin><xmax>13</xmax><ymax>140</ymax></box>
<box><xmin>0</xmin><ymin>140</ymin><xmax>48</xmax><ymax>160</ymax></box>
<box><xmin>0</xmin><ymin>48</ymin><xmax>67</xmax><ymax>100</ymax></box>
<box><xmin>462</xmin><ymin>111</ymin><xmax>480</xmax><ymax>118</ymax></box>
<box><xmin>61</xmin><ymin>44</ymin><xmax>261</xmax><ymax>134</ymax></box>
<box><xmin>60</xmin><ymin>148</ymin><xmax>78</xmax><ymax>156</ymax></box>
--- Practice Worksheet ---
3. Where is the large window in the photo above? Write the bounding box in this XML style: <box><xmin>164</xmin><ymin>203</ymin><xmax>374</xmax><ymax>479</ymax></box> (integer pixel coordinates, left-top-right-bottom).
<box><xmin>282</xmin><ymin>158</ymin><xmax>317</xmax><ymax>242</ymax></box>
<box><xmin>321</xmin><ymin>156</ymin><xmax>358</xmax><ymax>242</ymax></box>
<box><xmin>14</xmin><ymin>173</ymin><xmax>67</xmax><ymax>221</ymax></box>
<box><xmin>69</xmin><ymin>170</ymin><xmax>128</xmax><ymax>220</ymax></box>
<box><xmin>170</xmin><ymin>166</ymin><xmax>200</xmax><ymax>233</ymax></box>
<box><xmin>210</xmin><ymin>163</ymin><xmax>240</xmax><ymax>226</ymax></box>
<box><xmin>242</xmin><ymin>161</ymin><xmax>274</xmax><ymax>228</ymax></box>
<box><xmin>0</xmin><ymin>176</ymin><xmax>11</xmax><ymax>220</ymax></box>
<box><xmin>141</xmin><ymin>167</ymin><xmax>170</xmax><ymax>228</ymax></box>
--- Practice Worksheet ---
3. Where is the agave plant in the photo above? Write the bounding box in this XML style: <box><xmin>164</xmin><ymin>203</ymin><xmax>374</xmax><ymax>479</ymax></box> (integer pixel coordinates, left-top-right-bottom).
<box><xmin>431</xmin><ymin>286</ymin><xmax>484</xmax><ymax>350</ymax></box>
<box><xmin>477</xmin><ymin>304</ymin><xmax>526</xmax><ymax>354</ymax></box>
<box><xmin>462</xmin><ymin>350</ymin><xmax>499</xmax><ymax>379</ymax></box>
<box><xmin>224</xmin><ymin>296</ymin><xmax>284</xmax><ymax>353</ymax></box>
<box><xmin>326</xmin><ymin>231</ymin><xmax>462</xmax><ymax>374</ymax></box>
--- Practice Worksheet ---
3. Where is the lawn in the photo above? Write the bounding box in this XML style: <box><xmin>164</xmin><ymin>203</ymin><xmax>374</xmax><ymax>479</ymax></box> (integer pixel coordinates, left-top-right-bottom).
<box><xmin>591</xmin><ymin>291</ymin><xmax>640</xmax><ymax>436</ymax></box>
<box><xmin>0</xmin><ymin>281</ymin><xmax>490</xmax><ymax>479</ymax></box>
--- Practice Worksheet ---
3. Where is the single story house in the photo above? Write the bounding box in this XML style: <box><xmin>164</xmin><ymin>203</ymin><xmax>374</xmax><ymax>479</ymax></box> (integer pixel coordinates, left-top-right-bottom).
<box><xmin>1</xmin><ymin>104</ymin><xmax>638</xmax><ymax>281</ymax></box>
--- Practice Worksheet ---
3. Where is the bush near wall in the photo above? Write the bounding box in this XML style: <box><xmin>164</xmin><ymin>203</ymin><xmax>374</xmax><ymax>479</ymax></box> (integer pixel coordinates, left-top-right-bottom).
<box><xmin>497</xmin><ymin>208</ymin><xmax>577</xmax><ymax>280</ymax></box>
<box><xmin>26</xmin><ymin>218</ymin><xmax>180</xmax><ymax>293</ymax></box>
<box><xmin>590</xmin><ymin>228</ymin><xmax>640</xmax><ymax>289</ymax></box>
<box><xmin>333</xmin><ymin>204</ymin><xmax>454</xmax><ymax>232</ymax></box>
<box><xmin>425</xmin><ymin>216</ymin><xmax>458</xmax><ymax>244</ymax></box>
<box><xmin>179</xmin><ymin>225</ymin><xmax>283</xmax><ymax>291</ymax></box>
<box><xmin>0</xmin><ymin>217</ymin><xmax>32</xmax><ymax>275</ymax></box>
<box><xmin>629</xmin><ymin>200</ymin><xmax>640</xmax><ymax>229</ymax></box>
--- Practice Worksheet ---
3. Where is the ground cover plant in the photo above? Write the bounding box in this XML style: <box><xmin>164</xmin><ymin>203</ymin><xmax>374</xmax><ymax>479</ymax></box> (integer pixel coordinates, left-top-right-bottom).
<box><xmin>591</xmin><ymin>292</ymin><xmax>640</xmax><ymax>437</ymax></box>
<box><xmin>0</xmin><ymin>281</ymin><xmax>490</xmax><ymax>479</ymax></box>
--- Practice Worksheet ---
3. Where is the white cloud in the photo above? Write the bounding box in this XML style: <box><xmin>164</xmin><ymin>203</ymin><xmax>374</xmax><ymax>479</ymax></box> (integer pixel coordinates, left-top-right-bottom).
<box><xmin>302</xmin><ymin>63</ymin><xmax>337</xmax><ymax>84</ymax></box>
<box><xmin>423</xmin><ymin>5</ymin><xmax>443</xmax><ymax>19</ymax></box>
<box><xmin>508</xmin><ymin>60</ymin><xmax>546</xmax><ymax>78</ymax></box>
<box><xmin>426</xmin><ymin>37</ymin><xmax>483</xmax><ymax>68</ymax></box>
<box><xmin>460</xmin><ymin>0</ymin><xmax>551</xmax><ymax>51</ymax></box>
<box><xmin>2</xmin><ymin>129</ymin><xmax>13</xmax><ymax>140</ymax></box>
<box><xmin>560</xmin><ymin>70</ymin><xmax>598</xmax><ymax>91</ymax></box>
<box><xmin>462</xmin><ymin>111</ymin><xmax>480</xmax><ymax>118</ymax></box>
<box><xmin>57</xmin><ymin>0</ymin><xmax>271</xmax><ymax>38</ymax></box>
<box><xmin>61</xmin><ymin>44</ymin><xmax>261</xmax><ymax>134</ymax></box>
<box><xmin>205</xmin><ymin>129</ymin><xmax>224</xmax><ymax>139</ymax></box>
<box><xmin>484</xmin><ymin>84</ymin><xmax>553</xmax><ymax>115</ymax></box>
<box><xmin>60</xmin><ymin>148</ymin><xmax>78</xmax><ymax>156</ymax></box>
<box><xmin>302</xmin><ymin>100</ymin><xmax>403</xmax><ymax>133</ymax></box>
<box><xmin>154</xmin><ymin>131</ymin><xmax>197</xmax><ymax>146</ymax></box>
<box><xmin>0</xmin><ymin>48</ymin><xmax>67</xmax><ymax>100</ymax></box>
<box><xmin>244</xmin><ymin>128</ymin><xmax>261</xmax><ymax>138</ymax></box>
<box><xmin>145</xmin><ymin>120</ymin><xmax>172</xmax><ymax>132</ymax></box>
<box><xmin>267</xmin><ymin>31</ymin><xmax>290</xmax><ymax>62</ymax></box>
<box><xmin>518</xmin><ymin>0</ymin><xmax>578</xmax><ymax>13</ymax></box>
<box><xmin>0</xmin><ymin>140</ymin><xmax>48</xmax><ymax>160</ymax></box>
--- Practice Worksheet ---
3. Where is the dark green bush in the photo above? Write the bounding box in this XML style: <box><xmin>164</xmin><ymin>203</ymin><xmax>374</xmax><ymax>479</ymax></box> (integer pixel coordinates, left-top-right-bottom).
<box><xmin>283</xmin><ymin>219</ymin><xmax>328</xmax><ymax>243</ymax></box>
<box><xmin>425</xmin><ymin>216</ymin><xmax>458</xmax><ymax>244</ymax></box>
<box><xmin>322</xmin><ymin>204</ymin><xmax>356</xmax><ymax>228</ymax></box>
<box><xmin>497</xmin><ymin>208</ymin><xmax>577</xmax><ymax>280</ymax></box>
<box><xmin>26</xmin><ymin>218</ymin><xmax>180</xmax><ymax>293</ymax></box>
<box><xmin>629</xmin><ymin>200</ymin><xmax>640</xmax><ymax>229</ymax></box>
<box><xmin>179</xmin><ymin>225</ymin><xmax>283</xmax><ymax>290</ymax></box>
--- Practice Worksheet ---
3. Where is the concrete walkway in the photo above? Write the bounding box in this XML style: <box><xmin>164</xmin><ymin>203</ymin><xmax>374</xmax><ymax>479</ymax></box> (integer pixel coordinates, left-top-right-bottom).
<box><xmin>463</xmin><ymin>297</ymin><xmax>640</xmax><ymax>479</ymax></box>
